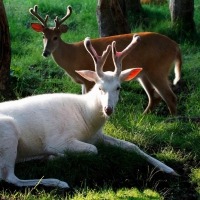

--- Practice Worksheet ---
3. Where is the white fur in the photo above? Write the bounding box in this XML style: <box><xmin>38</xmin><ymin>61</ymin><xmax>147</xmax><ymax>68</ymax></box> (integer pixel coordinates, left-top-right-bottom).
<box><xmin>0</xmin><ymin>36</ymin><xmax>178</xmax><ymax>189</ymax></box>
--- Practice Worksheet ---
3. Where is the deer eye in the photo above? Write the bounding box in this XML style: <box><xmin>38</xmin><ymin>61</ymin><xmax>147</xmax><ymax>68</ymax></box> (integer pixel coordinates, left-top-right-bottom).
<box><xmin>116</xmin><ymin>86</ymin><xmax>121</xmax><ymax>91</ymax></box>
<box><xmin>42</xmin><ymin>35</ymin><xmax>45</xmax><ymax>39</ymax></box>
<box><xmin>99</xmin><ymin>87</ymin><xmax>102</xmax><ymax>91</ymax></box>
<box><xmin>53</xmin><ymin>36</ymin><xmax>58</xmax><ymax>40</ymax></box>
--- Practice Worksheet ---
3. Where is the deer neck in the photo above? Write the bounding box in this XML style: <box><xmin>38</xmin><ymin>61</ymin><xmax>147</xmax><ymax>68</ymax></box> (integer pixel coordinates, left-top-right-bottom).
<box><xmin>51</xmin><ymin>39</ymin><xmax>73</xmax><ymax>67</ymax></box>
<box><xmin>83</xmin><ymin>91</ymin><xmax>108</xmax><ymax>130</ymax></box>
<box><xmin>51</xmin><ymin>39</ymin><xmax>86</xmax><ymax>84</ymax></box>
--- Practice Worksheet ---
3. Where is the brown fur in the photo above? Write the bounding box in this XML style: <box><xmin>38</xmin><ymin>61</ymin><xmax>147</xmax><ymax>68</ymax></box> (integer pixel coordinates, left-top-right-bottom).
<box><xmin>140</xmin><ymin>0</ymin><xmax>167</xmax><ymax>4</ymax></box>
<box><xmin>50</xmin><ymin>32</ymin><xmax>182</xmax><ymax>115</ymax></box>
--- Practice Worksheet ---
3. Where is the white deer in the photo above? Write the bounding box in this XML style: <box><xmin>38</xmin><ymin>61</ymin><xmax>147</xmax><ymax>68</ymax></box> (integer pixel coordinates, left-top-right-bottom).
<box><xmin>0</xmin><ymin>35</ymin><xmax>177</xmax><ymax>189</ymax></box>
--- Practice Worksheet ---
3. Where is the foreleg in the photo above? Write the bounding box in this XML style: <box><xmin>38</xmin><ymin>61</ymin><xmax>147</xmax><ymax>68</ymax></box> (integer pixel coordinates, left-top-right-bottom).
<box><xmin>0</xmin><ymin>117</ymin><xmax>69</xmax><ymax>188</ymax></box>
<box><xmin>138</xmin><ymin>76</ymin><xmax>162</xmax><ymax>114</ymax></box>
<box><xmin>65</xmin><ymin>139</ymin><xmax>98</xmax><ymax>154</ymax></box>
<box><xmin>91</xmin><ymin>130</ymin><xmax>178</xmax><ymax>175</ymax></box>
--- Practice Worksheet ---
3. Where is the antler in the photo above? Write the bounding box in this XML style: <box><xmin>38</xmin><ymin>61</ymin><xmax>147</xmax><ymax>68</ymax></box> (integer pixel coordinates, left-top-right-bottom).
<box><xmin>54</xmin><ymin>6</ymin><xmax>72</xmax><ymax>29</ymax></box>
<box><xmin>84</xmin><ymin>37</ymin><xmax>111</xmax><ymax>78</ymax></box>
<box><xmin>29</xmin><ymin>5</ymin><xmax>49</xmax><ymax>27</ymax></box>
<box><xmin>112</xmin><ymin>34</ymin><xmax>141</xmax><ymax>76</ymax></box>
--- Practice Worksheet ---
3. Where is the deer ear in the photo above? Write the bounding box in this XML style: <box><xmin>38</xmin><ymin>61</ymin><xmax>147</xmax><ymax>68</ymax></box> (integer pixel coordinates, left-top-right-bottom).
<box><xmin>59</xmin><ymin>24</ymin><xmax>68</xmax><ymax>33</ymax></box>
<box><xmin>120</xmin><ymin>68</ymin><xmax>142</xmax><ymax>82</ymax></box>
<box><xmin>30</xmin><ymin>23</ymin><xmax>44</xmax><ymax>32</ymax></box>
<box><xmin>76</xmin><ymin>70</ymin><xmax>99</xmax><ymax>82</ymax></box>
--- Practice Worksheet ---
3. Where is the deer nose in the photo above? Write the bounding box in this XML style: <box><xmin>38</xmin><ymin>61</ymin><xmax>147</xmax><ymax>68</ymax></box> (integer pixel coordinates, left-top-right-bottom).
<box><xmin>104</xmin><ymin>106</ymin><xmax>113</xmax><ymax>116</ymax></box>
<box><xmin>42</xmin><ymin>51</ymin><xmax>50</xmax><ymax>57</ymax></box>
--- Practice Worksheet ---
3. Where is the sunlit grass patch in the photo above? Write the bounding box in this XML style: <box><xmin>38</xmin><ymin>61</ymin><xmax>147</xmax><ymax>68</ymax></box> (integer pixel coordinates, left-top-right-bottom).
<box><xmin>156</xmin><ymin>147</ymin><xmax>191</xmax><ymax>163</ymax></box>
<box><xmin>190</xmin><ymin>168</ymin><xmax>200</xmax><ymax>194</ymax></box>
<box><xmin>69</xmin><ymin>187</ymin><xmax>162</xmax><ymax>200</ymax></box>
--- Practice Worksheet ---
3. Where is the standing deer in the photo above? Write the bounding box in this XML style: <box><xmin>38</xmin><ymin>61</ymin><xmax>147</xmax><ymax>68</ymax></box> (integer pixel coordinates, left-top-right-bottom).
<box><xmin>140</xmin><ymin>0</ymin><xmax>167</xmax><ymax>4</ymax></box>
<box><xmin>0</xmin><ymin>35</ymin><xmax>177</xmax><ymax>189</ymax></box>
<box><xmin>29</xmin><ymin>5</ymin><xmax>182</xmax><ymax>116</ymax></box>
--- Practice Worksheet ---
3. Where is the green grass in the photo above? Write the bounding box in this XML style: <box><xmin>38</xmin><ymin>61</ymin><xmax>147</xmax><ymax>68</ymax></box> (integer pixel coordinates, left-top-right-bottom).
<box><xmin>0</xmin><ymin>187</ymin><xmax>162</xmax><ymax>200</ymax></box>
<box><xmin>1</xmin><ymin>0</ymin><xmax>200</xmax><ymax>199</ymax></box>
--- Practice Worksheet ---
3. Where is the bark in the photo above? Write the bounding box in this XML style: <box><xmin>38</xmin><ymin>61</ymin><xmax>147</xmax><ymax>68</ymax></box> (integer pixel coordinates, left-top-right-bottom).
<box><xmin>110</xmin><ymin>0</ymin><xmax>131</xmax><ymax>35</ymax></box>
<box><xmin>96</xmin><ymin>0</ymin><xmax>131</xmax><ymax>37</ymax></box>
<box><xmin>0</xmin><ymin>0</ymin><xmax>16</xmax><ymax>100</ymax></box>
<box><xmin>169</xmin><ymin>0</ymin><xmax>195</xmax><ymax>34</ymax></box>
<box><xmin>96</xmin><ymin>0</ymin><xmax>117</xmax><ymax>37</ymax></box>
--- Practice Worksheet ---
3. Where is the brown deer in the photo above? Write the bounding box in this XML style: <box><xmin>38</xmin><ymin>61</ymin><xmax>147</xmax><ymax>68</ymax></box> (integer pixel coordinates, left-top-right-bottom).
<box><xmin>29</xmin><ymin>5</ymin><xmax>182</xmax><ymax>115</ymax></box>
<box><xmin>140</xmin><ymin>0</ymin><xmax>167</xmax><ymax>4</ymax></box>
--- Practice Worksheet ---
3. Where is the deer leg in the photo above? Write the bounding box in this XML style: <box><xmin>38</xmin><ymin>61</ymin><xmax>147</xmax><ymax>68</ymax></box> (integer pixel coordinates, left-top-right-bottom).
<box><xmin>0</xmin><ymin>118</ymin><xmax>19</xmax><ymax>185</ymax></box>
<box><xmin>138</xmin><ymin>76</ymin><xmax>162</xmax><ymax>114</ymax></box>
<box><xmin>91</xmin><ymin>129</ymin><xmax>178</xmax><ymax>175</ymax></box>
<box><xmin>45</xmin><ymin>138</ymin><xmax>98</xmax><ymax>159</ymax></box>
<box><xmin>149</xmin><ymin>76</ymin><xmax>177</xmax><ymax>115</ymax></box>
<box><xmin>0</xmin><ymin>117</ymin><xmax>69</xmax><ymax>188</ymax></box>
<box><xmin>64</xmin><ymin>139</ymin><xmax>98</xmax><ymax>154</ymax></box>
<box><xmin>81</xmin><ymin>85</ymin><xmax>86</xmax><ymax>94</ymax></box>
<box><xmin>5</xmin><ymin>174</ymin><xmax>69</xmax><ymax>188</ymax></box>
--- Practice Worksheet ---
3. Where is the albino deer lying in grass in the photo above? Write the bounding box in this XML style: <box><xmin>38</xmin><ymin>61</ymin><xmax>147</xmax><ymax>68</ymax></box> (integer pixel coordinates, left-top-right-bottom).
<box><xmin>29</xmin><ymin>5</ymin><xmax>182</xmax><ymax>115</ymax></box>
<box><xmin>0</xmin><ymin>35</ymin><xmax>178</xmax><ymax>189</ymax></box>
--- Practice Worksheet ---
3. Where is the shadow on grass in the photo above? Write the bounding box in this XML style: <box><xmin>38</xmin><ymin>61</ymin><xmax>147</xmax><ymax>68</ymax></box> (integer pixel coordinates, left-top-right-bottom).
<box><xmin>0</xmin><ymin>144</ymin><xmax>198</xmax><ymax>199</ymax></box>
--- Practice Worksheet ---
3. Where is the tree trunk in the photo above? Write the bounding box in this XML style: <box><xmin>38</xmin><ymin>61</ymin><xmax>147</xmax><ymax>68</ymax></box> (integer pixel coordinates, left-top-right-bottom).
<box><xmin>169</xmin><ymin>0</ymin><xmax>195</xmax><ymax>34</ymax></box>
<box><xmin>110</xmin><ymin>0</ymin><xmax>131</xmax><ymax>35</ymax></box>
<box><xmin>96</xmin><ymin>0</ymin><xmax>131</xmax><ymax>37</ymax></box>
<box><xmin>0</xmin><ymin>0</ymin><xmax>16</xmax><ymax>100</ymax></box>
<box><xmin>126</xmin><ymin>0</ymin><xmax>142</xmax><ymax>14</ymax></box>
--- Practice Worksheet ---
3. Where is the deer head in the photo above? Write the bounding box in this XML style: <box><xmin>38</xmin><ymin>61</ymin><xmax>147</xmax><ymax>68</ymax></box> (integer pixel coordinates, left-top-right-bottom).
<box><xmin>29</xmin><ymin>5</ymin><xmax>72</xmax><ymax>57</ymax></box>
<box><xmin>76</xmin><ymin>35</ymin><xmax>142</xmax><ymax>116</ymax></box>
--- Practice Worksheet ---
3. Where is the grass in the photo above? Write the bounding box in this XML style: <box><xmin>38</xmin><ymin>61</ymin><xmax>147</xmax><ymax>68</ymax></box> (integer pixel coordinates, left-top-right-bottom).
<box><xmin>1</xmin><ymin>0</ymin><xmax>200</xmax><ymax>199</ymax></box>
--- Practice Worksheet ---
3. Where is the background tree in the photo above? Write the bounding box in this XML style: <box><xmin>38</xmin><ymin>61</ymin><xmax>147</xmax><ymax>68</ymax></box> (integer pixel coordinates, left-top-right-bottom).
<box><xmin>96</xmin><ymin>0</ymin><xmax>142</xmax><ymax>37</ymax></box>
<box><xmin>169</xmin><ymin>0</ymin><xmax>196</xmax><ymax>35</ymax></box>
<box><xmin>0</xmin><ymin>0</ymin><xmax>16</xmax><ymax>100</ymax></box>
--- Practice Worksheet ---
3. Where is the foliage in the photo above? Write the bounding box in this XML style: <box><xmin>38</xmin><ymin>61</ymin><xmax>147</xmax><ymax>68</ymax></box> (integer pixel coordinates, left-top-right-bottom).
<box><xmin>190</xmin><ymin>168</ymin><xmax>200</xmax><ymax>194</ymax></box>
<box><xmin>1</xmin><ymin>0</ymin><xmax>200</xmax><ymax>199</ymax></box>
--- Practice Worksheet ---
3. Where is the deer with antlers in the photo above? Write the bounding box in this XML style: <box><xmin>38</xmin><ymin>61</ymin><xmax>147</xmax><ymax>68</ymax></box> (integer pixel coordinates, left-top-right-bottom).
<box><xmin>29</xmin><ymin>5</ymin><xmax>182</xmax><ymax>115</ymax></box>
<box><xmin>0</xmin><ymin>35</ymin><xmax>178</xmax><ymax>188</ymax></box>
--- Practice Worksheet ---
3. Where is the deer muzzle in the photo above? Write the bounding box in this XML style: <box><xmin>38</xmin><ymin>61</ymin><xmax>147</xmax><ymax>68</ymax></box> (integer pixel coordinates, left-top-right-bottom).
<box><xmin>104</xmin><ymin>106</ymin><xmax>113</xmax><ymax>116</ymax></box>
<box><xmin>42</xmin><ymin>50</ymin><xmax>51</xmax><ymax>57</ymax></box>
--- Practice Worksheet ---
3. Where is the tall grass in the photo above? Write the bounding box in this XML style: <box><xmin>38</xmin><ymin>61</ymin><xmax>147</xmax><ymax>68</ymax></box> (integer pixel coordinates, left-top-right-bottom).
<box><xmin>1</xmin><ymin>0</ymin><xmax>200</xmax><ymax>199</ymax></box>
